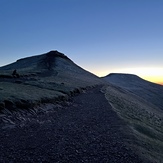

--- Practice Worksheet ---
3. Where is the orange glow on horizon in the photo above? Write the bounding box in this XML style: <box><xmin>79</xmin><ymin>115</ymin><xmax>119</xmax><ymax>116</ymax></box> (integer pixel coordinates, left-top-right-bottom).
<box><xmin>142</xmin><ymin>76</ymin><xmax>163</xmax><ymax>85</ymax></box>
<box><xmin>94</xmin><ymin>67</ymin><xmax>163</xmax><ymax>86</ymax></box>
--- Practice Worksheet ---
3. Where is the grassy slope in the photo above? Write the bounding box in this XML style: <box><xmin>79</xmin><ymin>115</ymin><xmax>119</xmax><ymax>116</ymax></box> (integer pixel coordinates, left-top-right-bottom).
<box><xmin>102</xmin><ymin>84</ymin><xmax>163</xmax><ymax>163</ymax></box>
<box><xmin>0</xmin><ymin>51</ymin><xmax>104</xmax><ymax>112</ymax></box>
<box><xmin>103</xmin><ymin>73</ymin><xmax>163</xmax><ymax>110</ymax></box>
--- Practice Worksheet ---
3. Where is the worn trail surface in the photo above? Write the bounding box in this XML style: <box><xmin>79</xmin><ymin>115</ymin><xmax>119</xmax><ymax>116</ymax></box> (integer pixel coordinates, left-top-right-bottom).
<box><xmin>0</xmin><ymin>86</ymin><xmax>143</xmax><ymax>162</ymax></box>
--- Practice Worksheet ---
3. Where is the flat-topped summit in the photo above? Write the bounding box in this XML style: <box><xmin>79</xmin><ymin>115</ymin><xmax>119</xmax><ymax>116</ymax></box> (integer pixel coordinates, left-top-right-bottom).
<box><xmin>103</xmin><ymin>73</ymin><xmax>163</xmax><ymax>110</ymax></box>
<box><xmin>104</xmin><ymin>73</ymin><xmax>141</xmax><ymax>81</ymax></box>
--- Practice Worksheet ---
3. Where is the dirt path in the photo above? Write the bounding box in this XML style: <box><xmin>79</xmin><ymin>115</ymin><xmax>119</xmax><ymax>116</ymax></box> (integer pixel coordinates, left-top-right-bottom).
<box><xmin>0</xmin><ymin>86</ymin><xmax>143</xmax><ymax>162</ymax></box>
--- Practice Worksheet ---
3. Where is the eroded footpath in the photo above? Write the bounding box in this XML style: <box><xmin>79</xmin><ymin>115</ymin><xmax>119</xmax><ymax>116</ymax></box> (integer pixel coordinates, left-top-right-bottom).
<box><xmin>0</xmin><ymin>86</ymin><xmax>144</xmax><ymax>162</ymax></box>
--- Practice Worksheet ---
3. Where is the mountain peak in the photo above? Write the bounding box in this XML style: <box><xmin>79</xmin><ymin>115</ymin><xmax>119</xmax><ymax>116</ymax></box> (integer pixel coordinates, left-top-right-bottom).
<box><xmin>0</xmin><ymin>50</ymin><xmax>71</xmax><ymax>71</ymax></box>
<box><xmin>45</xmin><ymin>50</ymin><xmax>69</xmax><ymax>60</ymax></box>
<box><xmin>106</xmin><ymin>73</ymin><xmax>139</xmax><ymax>78</ymax></box>
<box><xmin>103</xmin><ymin>73</ymin><xmax>144</xmax><ymax>85</ymax></box>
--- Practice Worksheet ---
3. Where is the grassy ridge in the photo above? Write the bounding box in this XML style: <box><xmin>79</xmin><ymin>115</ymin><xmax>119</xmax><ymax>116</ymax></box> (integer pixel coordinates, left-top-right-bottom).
<box><xmin>102</xmin><ymin>85</ymin><xmax>163</xmax><ymax>162</ymax></box>
<box><xmin>0</xmin><ymin>72</ymin><xmax>102</xmax><ymax>111</ymax></box>
<box><xmin>0</xmin><ymin>51</ymin><xmax>104</xmax><ymax>112</ymax></box>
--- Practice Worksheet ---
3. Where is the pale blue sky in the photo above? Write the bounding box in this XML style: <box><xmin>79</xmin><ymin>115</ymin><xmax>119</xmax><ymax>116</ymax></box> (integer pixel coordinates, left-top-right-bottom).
<box><xmin>0</xmin><ymin>0</ymin><xmax>163</xmax><ymax>82</ymax></box>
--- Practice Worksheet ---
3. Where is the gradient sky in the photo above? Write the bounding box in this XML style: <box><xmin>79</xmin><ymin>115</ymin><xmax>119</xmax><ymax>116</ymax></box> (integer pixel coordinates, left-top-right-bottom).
<box><xmin>0</xmin><ymin>0</ymin><xmax>163</xmax><ymax>84</ymax></box>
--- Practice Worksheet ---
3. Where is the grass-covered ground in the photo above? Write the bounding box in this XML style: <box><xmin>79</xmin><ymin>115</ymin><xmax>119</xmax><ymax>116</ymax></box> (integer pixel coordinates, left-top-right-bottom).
<box><xmin>102</xmin><ymin>85</ymin><xmax>163</xmax><ymax>162</ymax></box>
<box><xmin>0</xmin><ymin>51</ymin><xmax>104</xmax><ymax>112</ymax></box>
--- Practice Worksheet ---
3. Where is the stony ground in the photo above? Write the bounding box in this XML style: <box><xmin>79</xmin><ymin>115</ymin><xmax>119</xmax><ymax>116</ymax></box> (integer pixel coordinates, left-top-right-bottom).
<box><xmin>0</xmin><ymin>86</ymin><xmax>144</xmax><ymax>163</ymax></box>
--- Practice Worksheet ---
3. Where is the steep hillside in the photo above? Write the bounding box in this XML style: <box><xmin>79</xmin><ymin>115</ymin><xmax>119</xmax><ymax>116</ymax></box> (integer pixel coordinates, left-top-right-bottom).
<box><xmin>0</xmin><ymin>51</ymin><xmax>104</xmax><ymax>111</ymax></box>
<box><xmin>103</xmin><ymin>73</ymin><xmax>163</xmax><ymax>110</ymax></box>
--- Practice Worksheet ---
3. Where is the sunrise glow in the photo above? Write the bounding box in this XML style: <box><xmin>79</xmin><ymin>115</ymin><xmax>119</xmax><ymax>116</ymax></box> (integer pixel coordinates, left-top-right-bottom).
<box><xmin>94</xmin><ymin>67</ymin><xmax>163</xmax><ymax>85</ymax></box>
<box><xmin>111</xmin><ymin>67</ymin><xmax>163</xmax><ymax>85</ymax></box>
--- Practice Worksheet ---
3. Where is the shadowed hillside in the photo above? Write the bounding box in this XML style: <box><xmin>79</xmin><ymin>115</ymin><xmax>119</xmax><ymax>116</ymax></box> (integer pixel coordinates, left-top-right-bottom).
<box><xmin>103</xmin><ymin>73</ymin><xmax>163</xmax><ymax>110</ymax></box>
<box><xmin>102</xmin><ymin>73</ymin><xmax>163</xmax><ymax>162</ymax></box>
<box><xmin>0</xmin><ymin>51</ymin><xmax>70</xmax><ymax>71</ymax></box>
<box><xmin>0</xmin><ymin>51</ymin><xmax>104</xmax><ymax>112</ymax></box>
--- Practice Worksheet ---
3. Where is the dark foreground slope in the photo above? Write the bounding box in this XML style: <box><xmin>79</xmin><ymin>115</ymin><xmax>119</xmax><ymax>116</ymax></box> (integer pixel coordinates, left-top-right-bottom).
<box><xmin>0</xmin><ymin>51</ymin><xmax>104</xmax><ymax>112</ymax></box>
<box><xmin>0</xmin><ymin>86</ymin><xmax>144</xmax><ymax>163</ymax></box>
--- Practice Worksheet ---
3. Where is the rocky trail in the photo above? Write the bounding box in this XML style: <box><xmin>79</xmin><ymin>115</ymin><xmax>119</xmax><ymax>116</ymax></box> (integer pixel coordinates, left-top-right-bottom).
<box><xmin>0</xmin><ymin>86</ymin><xmax>143</xmax><ymax>162</ymax></box>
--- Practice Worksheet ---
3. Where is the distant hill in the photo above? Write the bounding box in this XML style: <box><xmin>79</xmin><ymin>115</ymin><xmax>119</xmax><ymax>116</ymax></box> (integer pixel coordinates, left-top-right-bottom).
<box><xmin>102</xmin><ymin>73</ymin><xmax>163</xmax><ymax>162</ymax></box>
<box><xmin>103</xmin><ymin>73</ymin><xmax>163</xmax><ymax>110</ymax></box>
<box><xmin>0</xmin><ymin>51</ymin><xmax>104</xmax><ymax>111</ymax></box>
